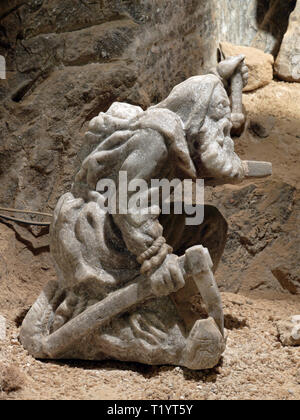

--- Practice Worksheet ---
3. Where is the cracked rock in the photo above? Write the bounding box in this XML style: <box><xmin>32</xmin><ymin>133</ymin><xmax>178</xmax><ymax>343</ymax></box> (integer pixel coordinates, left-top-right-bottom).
<box><xmin>275</xmin><ymin>1</ymin><xmax>300</xmax><ymax>82</ymax></box>
<box><xmin>276</xmin><ymin>315</ymin><xmax>300</xmax><ymax>346</ymax></box>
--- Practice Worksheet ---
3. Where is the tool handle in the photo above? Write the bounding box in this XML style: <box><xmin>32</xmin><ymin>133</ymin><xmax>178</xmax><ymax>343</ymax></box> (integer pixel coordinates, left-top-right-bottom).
<box><xmin>243</xmin><ymin>160</ymin><xmax>272</xmax><ymax>178</ymax></box>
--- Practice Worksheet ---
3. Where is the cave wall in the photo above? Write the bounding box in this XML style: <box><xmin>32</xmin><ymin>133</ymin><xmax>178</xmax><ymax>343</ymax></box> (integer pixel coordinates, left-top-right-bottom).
<box><xmin>213</xmin><ymin>0</ymin><xmax>296</xmax><ymax>57</ymax></box>
<box><xmin>0</xmin><ymin>0</ymin><xmax>217</xmax><ymax>212</ymax></box>
<box><xmin>1</xmin><ymin>0</ymin><xmax>296</xmax><ymax>213</ymax></box>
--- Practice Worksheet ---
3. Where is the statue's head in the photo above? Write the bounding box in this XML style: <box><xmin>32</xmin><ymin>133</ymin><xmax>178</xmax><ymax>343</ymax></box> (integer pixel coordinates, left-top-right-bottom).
<box><xmin>153</xmin><ymin>75</ymin><xmax>245</xmax><ymax>182</ymax></box>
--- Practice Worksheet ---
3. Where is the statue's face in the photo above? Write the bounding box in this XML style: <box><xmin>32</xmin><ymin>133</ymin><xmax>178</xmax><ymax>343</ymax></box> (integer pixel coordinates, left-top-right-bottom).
<box><xmin>189</xmin><ymin>85</ymin><xmax>244</xmax><ymax>181</ymax></box>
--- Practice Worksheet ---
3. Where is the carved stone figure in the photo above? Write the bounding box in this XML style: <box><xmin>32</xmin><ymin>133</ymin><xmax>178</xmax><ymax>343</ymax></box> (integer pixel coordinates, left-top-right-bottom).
<box><xmin>20</xmin><ymin>55</ymin><xmax>271</xmax><ymax>369</ymax></box>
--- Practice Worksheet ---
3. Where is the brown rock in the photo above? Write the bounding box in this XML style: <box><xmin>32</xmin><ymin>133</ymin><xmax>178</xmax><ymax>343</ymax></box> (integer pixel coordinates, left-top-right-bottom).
<box><xmin>275</xmin><ymin>0</ymin><xmax>300</xmax><ymax>82</ymax></box>
<box><xmin>209</xmin><ymin>180</ymin><xmax>298</xmax><ymax>293</ymax></box>
<box><xmin>211</xmin><ymin>81</ymin><xmax>300</xmax><ymax>294</ymax></box>
<box><xmin>0</xmin><ymin>363</ymin><xmax>26</xmax><ymax>393</ymax></box>
<box><xmin>0</xmin><ymin>0</ymin><xmax>24</xmax><ymax>18</ymax></box>
<box><xmin>276</xmin><ymin>316</ymin><xmax>300</xmax><ymax>346</ymax></box>
<box><xmin>220</xmin><ymin>42</ymin><xmax>274</xmax><ymax>92</ymax></box>
<box><xmin>0</xmin><ymin>315</ymin><xmax>5</xmax><ymax>340</ymax></box>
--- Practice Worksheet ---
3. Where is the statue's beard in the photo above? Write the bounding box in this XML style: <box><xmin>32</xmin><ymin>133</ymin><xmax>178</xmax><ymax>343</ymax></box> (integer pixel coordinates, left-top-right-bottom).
<box><xmin>191</xmin><ymin>120</ymin><xmax>244</xmax><ymax>181</ymax></box>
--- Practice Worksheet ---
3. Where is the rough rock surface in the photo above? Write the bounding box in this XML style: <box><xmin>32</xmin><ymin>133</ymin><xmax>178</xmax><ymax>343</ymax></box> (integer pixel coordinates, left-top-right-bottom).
<box><xmin>213</xmin><ymin>0</ymin><xmax>296</xmax><ymax>57</ymax></box>
<box><xmin>213</xmin><ymin>81</ymin><xmax>300</xmax><ymax>294</ymax></box>
<box><xmin>0</xmin><ymin>362</ymin><xmax>26</xmax><ymax>393</ymax></box>
<box><xmin>220</xmin><ymin>42</ymin><xmax>274</xmax><ymax>91</ymax></box>
<box><xmin>275</xmin><ymin>0</ymin><xmax>300</xmax><ymax>82</ymax></box>
<box><xmin>0</xmin><ymin>221</ymin><xmax>54</xmax><ymax>322</ymax></box>
<box><xmin>0</xmin><ymin>2</ymin><xmax>299</xmax><ymax>301</ymax></box>
<box><xmin>0</xmin><ymin>0</ymin><xmax>210</xmax><ymax>213</ymax></box>
<box><xmin>0</xmin><ymin>315</ymin><xmax>6</xmax><ymax>340</ymax></box>
<box><xmin>250</xmin><ymin>0</ymin><xmax>297</xmax><ymax>55</ymax></box>
<box><xmin>276</xmin><ymin>315</ymin><xmax>300</xmax><ymax>346</ymax></box>
<box><xmin>1</xmin><ymin>291</ymin><xmax>300</xmax><ymax>400</ymax></box>
<box><xmin>0</xmin><ymin>0</ymin><xmax>297</xmax><ymax>214</ymax></box>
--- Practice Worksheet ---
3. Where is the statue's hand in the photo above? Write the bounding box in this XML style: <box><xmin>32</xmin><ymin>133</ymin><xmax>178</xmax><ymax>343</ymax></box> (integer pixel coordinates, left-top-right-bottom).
<box><xmin>149</xmin><ymin>254</ymin><xmax>185</xmax><ymax>297</ymax></box>
<box><xmin>217</xmin><ymin>55</ymin><xmax>249</xmax><ymax>88</ymax></box>
<box><xmin>240</xmin><ymin>61</ymin><xmax>249</xmax><ymax>88</ymax></box>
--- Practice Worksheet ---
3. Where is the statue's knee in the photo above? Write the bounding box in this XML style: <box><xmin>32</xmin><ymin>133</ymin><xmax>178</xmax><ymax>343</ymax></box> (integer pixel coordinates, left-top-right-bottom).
<box><xmin>181</xmin><ymin>317</ymin><xmax>225</xmax><ymax>370</ymax></box>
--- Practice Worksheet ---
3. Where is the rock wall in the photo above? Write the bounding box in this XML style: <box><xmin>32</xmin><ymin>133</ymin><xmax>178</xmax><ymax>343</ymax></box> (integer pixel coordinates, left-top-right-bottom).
<box><xmin>214</xmin><ymin>81</ymin><xmax>300</xmax><ymax>294</ymax></box>
<box><xmin>0</xmin><ymin>0</ymin><xmax>297</xmax><ymax>213</ymax></box>
<box><xmin>213</xmin><ymin>0</ymin><xmax>296</xmax><ymax>57</ymax></box>
<box><xmin>275</xmin><ymin>0</ymin><xmax>300</xmax><ymax>82</ymax></box>
<box><xmin>0</xmin><ymin>0</ymin><xmax>213</xmax><ymax>211</ymax></box>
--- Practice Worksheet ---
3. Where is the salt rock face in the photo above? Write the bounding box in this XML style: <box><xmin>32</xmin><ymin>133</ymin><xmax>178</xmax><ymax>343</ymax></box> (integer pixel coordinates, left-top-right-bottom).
<box><xmin>0</xmin><ymin>0</ymin><xmax>294</xmax><ymax>212</ymax></box>
<box><xmin>275</xmin><ymin>0</ymin><xmax>300</xmax><ymax>82</ymax></box>
<box><xmin>0</xmin><ymin>0</ymin><xmax>211</xmax><ymax>213</ymax></box>
<box><xmin>249</xmin><ymin>0</ymin><xmax>297</xmax><ymax>56</ymax></box>
<box><xmin>214</xmin><ymin>0</ymin><xmax>296</xmax><ymax>57</ymax></box>
<box><xmin>212</xmin><ymin>81</ymin><xmax>300</xmax><ymax>294</ymax></box>
<box><xmin>0</xmin><ymin>315</ymin><xmax>6</xmax><ymax>341</ymax></box>
<box><xmin>220</xmin><ymin>42</ymin><xmax>274</xmax><ymax>92</ymax></box>
<box><xmin>276</xmin><ymin>315</ymin><xmax>300</xmax><ymax>346</ymax></box>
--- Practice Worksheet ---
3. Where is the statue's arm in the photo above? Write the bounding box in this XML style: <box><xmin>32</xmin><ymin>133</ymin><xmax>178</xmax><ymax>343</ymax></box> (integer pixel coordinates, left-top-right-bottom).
<box><xmin>112</xmin><ymin>129</ymin><xmax>187</xmax><ymax>296</ymax></box>
<box><xmin>209</xmin><ymin>55</ymin><xmax>249</xmax><ymax>134</ymax></box>
<box><xmin>112</xmin><ymin>129</ymin><xmax>170</xmax><ymax>265</ymax></box>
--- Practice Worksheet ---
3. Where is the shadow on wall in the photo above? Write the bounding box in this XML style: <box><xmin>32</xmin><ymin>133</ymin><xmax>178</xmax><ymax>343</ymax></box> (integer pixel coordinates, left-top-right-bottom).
<box><xmin>255</xmin><ymin>0</ymin><xmax>296</xmax><ymax>56</ymax></box>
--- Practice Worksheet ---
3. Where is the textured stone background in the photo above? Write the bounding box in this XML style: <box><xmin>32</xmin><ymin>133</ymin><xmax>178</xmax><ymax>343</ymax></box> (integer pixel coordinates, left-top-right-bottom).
<box><xmin>214</xmin><ymin>0</ymin><xmax>296</xmax><ymax>55</ymax></box>
<box><xmin>0</xmin><ymin>0</ymin><xmax>299</xmax><ymax>296</ymax></box>
<box><xmin>0</xmin><ymin>0</ymin><xmax>214</xmax><ymax>212</ymax></box>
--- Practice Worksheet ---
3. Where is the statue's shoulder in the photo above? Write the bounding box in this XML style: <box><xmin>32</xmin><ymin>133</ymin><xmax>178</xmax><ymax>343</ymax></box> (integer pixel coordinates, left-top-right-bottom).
<box><xmin>103</xmin><ymin>102</ymin><xmax>187</xmax><ymax>152</ymax></box>
<box><xmin>134</xmin><ymin>107</ymin><xmax>184</xmax><ymax>140</ymax></box>
<box><xmin>133</xmin><ymin>107</ymin><xmax>196</xmax><ymax>179</ymax></box>
<box><xmin>84</xmin><ymin>101</ymin><xmax>196</xmax><ymax>178</ymax></box>
<box><xmin>87</xmin><ymin>101</ymin><xmax>184</xmax><ymax>144</ymax></box>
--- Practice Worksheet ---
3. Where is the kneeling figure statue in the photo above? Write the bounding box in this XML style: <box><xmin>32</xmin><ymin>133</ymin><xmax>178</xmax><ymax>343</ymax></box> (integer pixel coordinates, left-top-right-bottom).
<box><xmin>20</xmin><ymin>55</ymin><xmax>271</xmax><ymax>369</ymax></box>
